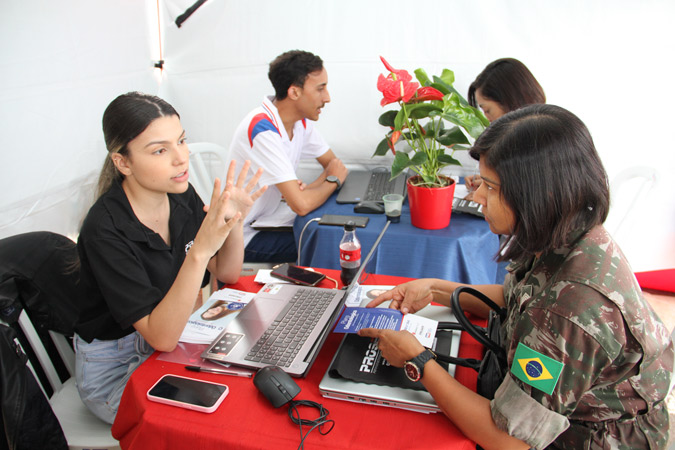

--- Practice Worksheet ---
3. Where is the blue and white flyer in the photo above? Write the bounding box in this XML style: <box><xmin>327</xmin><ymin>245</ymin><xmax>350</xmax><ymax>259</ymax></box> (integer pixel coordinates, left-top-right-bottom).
<box><xmin>179</xmin><ymin>288</ymin><xmax>255</xmax><ymax>344</ymax></box>
<box><xmin>334</xmin><ymin>307</ymin><xmax>438</xmax><ymax>348</ymax></box>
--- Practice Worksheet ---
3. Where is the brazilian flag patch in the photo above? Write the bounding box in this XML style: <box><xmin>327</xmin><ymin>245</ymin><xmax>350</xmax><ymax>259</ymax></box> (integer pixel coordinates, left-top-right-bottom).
<box><xmin>510</xmin><ymin>342</ymin><xmax>563</xmax><ymax>395</ymax></box>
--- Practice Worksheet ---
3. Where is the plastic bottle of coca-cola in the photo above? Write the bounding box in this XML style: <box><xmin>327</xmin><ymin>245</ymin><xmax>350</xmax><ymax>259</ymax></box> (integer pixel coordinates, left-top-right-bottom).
<box><xmin>339</xmin><ymin>222</ymin><xmax>361</xmax><ymax>286</ymax></box>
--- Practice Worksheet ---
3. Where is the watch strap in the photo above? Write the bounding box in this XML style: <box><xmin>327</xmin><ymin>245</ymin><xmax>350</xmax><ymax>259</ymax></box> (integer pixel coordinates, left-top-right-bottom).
<box><xmin>405</xmin><ymin>349</ymin><xmax>436</xmax><ymax>382</ymax></box>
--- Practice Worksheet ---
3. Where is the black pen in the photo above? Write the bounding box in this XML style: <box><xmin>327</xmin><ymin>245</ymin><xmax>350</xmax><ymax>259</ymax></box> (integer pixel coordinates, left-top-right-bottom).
<box><xmin>185</xmin><ymin>365</ymin><xmax>252</xmax><ymax>378</ymax></box>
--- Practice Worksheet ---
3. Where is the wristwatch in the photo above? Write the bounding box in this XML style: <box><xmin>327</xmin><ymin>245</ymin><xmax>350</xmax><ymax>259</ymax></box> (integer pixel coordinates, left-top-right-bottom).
<box><xmin>325</xmin><ymin>175</ymin><xmax>342</xmax><ymax>190</ymax></box>
<box><xmin>404</xmin><ymin>349</ymin><xmax>436</xmax><ymax>382</ymax></box>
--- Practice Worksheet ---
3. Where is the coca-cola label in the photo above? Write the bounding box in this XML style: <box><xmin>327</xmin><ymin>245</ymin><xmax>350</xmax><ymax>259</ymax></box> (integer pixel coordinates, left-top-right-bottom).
<box><xmin>340</xmin><ymin>248</ymin><xmax>361</xmax><ymax>262</ymax></box>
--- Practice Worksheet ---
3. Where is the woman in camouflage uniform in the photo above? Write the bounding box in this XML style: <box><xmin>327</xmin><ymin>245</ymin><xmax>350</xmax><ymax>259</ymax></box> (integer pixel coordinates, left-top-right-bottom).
<box><xmin>360</xmin><ymin>104</ymin><xmax>673</xmax><ymax>449</ymax></box>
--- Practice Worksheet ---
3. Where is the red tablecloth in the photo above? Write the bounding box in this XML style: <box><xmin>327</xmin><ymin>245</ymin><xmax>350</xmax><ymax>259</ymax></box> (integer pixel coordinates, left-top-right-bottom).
<box><xmin>635</xmin><ymin>268</ymin><xmax>675</xmax><ymax>293</ymax></box>
<box><xmin>112</xmin><ymin>270</ymin><xmax>484</xmax><ymax>449</ymax></box>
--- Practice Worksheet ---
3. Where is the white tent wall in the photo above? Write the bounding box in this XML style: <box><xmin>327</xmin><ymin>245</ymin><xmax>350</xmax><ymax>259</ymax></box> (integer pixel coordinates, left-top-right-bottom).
<box><xmin>1</xmin><ymin>0</ymin><xmax>673</xmax><ymax>272</ymax></box>
<box><xmin>0</xmin><ymin>1</ymin><xmax>159</xmax><ymax>241</ymax></box>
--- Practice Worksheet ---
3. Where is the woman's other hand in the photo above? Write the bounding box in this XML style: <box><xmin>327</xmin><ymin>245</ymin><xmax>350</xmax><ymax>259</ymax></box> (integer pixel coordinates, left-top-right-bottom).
<box><xmin>366</xmin><ymin>279</ymin><xmax>436</xmax><ymax>314</ymax></box>
<box><xmin>465</xmin><ymin>174</ymin><xmax>483</xmax><ymax>192</ymax></box>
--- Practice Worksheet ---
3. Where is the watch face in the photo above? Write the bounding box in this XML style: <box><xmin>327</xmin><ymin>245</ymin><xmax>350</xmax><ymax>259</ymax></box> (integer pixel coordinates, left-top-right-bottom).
<box><xmin>404</xmin><ymin>362</ymin><xmax>420</xmax><ymax>382</ymax></box>
<box><xmin>326</xmin><ymin>175</ymin><xmax>341</xmax><ymax>190</ymax></box>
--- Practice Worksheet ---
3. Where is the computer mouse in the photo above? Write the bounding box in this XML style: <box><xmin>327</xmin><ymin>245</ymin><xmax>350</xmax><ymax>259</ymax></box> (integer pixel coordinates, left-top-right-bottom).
<box><xmin>353</xmin><ymin>201</ymin><xmax>385</xmax><ymax>214</ymax></box>
<box><xmin>253</xmin><ymin>365</ymin><xmax>301</xmax><ymax>408</ymax></box>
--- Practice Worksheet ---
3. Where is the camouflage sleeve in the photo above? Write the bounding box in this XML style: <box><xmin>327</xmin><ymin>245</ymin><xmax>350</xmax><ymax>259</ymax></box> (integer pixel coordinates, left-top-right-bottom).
<box><xmin>491</xmin><ymin>375</ymin><xmax>569</xmax><ymax>449</ymax></box>
<box><xmin>492</xmin><ymin>282</ymin><xmax>619</xmax><ymax>445</ymax></box>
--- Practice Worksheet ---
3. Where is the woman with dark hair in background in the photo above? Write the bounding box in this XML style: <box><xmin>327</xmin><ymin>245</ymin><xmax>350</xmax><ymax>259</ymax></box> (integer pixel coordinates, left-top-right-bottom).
<box><xmin>465</xmin><ymin>58</ymin><xmax>545</xmax><ymax>196</ymax></box>
<box><xmin>73</xmin><ymin>92</ymin><xmax>266</xmax><ymax>423</ymax></box>
<box><xmin>468</xmin><ymin>57</ymin><xmax>545</xmax><ymax>122</ymax></box>
<box><xmin>360</xmin><ymin>104</ymin><xmax>673</xmax><ymax>449</ymax></box>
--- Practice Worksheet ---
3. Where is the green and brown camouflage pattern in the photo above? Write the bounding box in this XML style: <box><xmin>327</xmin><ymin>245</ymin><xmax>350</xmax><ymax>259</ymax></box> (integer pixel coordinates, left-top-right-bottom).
<box><xmin>491</xmin><ymin>225</ymin><xmax>673</xmax><ymax>449</ymax></box>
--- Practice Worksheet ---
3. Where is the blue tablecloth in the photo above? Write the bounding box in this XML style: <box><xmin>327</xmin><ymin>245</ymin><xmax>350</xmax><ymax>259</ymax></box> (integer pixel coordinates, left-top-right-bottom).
<box><xmin>293</xmin><ymin>193</ymin><xmax>500</xmax><ymax>284</ymax></box>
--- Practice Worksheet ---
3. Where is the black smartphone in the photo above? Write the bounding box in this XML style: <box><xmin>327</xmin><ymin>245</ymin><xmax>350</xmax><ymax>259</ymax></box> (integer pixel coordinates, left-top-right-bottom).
<box><xmin>146</xmin><ymin>374</ymin><xmax>229</xmax><ymax>413</ymax></box>
<box><xmin>270</xmin><ymin>263</ymin><xmax>326</xmax><ymax>286</ymax></box>
<box><xmin>318</xmin><ymin>214</ymin><xmax>369</xmax><ymax>227</ymax></box>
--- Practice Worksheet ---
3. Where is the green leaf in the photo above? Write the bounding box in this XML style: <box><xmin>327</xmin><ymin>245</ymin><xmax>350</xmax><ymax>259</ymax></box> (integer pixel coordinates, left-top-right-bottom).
<box><xmin>401</xmin><ymin>130</ymin><xmax>417</xmax><ymax>141</ymax></box>
<box><xmin>438</xmin><ymin>153</ymin><xmax>461</xmax><ymax>166</ymax></box>
<box><xmin>391</xmin><ymin>152</ymin><xmax>410</xmax><ymax>178</ymax></box>
<box><xmin>470</xmin><ymin>105</ymin><xmax>490</xmax><ymax>126</ymax></box>
<box><xmin>373</xmin><ymin>137</ymin><xmax>391</xmax><ymax>157</ymax></box>
<box><xmin>446</xmin><ymin>85</ymin><xmax>470</xmax><ymax>106</ymax></box>
<box><xmin>430</xmin><ymin>82</ymin><xmax>450</xmax><ymax>95</ymax></box>
<box><xmin>439</xmin><ymin>68</ymin><xmax>455</xmax><ymax>86</ymax></box>
<box><xmin>394</xmin><ymin>108</ymin><xmax>407</xmax><ymax>131</ymax></box>
<box><xmin>378</xmin><ymin>110</ymin><xmax>398</xmax><ymax>128</ymax></box>
<box><xmin>409</xmin><ymin>151</ymin><xmax>428</xmax><ymax>165</ymax></box>
<box><xmin>434</xmin><ymin>77</ymin><xmax>469</xmax><ymax>106</ymax></box>
<box><xmin>408</xmin><ymin>103</ymin><xmax>443</xmax><ymax>120</ymax></box>
<box><xmin>440</xmin><ymin>93</ymin><xmax>487</xmax><ymax>139</ymax></box>
<box><xmin>414</xmin><ymin>68</ymin><xmax>431</xmax><ymax>86</ymax></box>
<box><xmin>436</xmin><ymin>126</ymin><xmax>469</xmax><ymax>146</ymax></box>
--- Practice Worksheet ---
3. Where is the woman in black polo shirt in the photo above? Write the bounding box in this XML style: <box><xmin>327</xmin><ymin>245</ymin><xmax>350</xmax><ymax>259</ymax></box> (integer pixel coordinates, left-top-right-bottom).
<box><xmin>74</xmin><ymin>92</ymin><xmax>266</xmax><ymax>423</ymax></box>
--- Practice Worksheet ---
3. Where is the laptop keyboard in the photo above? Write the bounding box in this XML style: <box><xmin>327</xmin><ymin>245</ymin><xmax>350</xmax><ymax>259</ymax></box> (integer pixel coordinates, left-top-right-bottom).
<box><xmin>363</xmin><ymin>170</ymin><xmax>399</xmax><ymax>202</ymax></box>
<box><xmin>244</xmin><ymin>288</ymin><xmax>336</xmax><ymax>367</ymax></box>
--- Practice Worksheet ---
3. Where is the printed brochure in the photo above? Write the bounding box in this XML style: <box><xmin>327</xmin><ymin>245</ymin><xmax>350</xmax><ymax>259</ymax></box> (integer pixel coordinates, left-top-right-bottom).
<box><xmin>334</xmin><ymin>307</ymin><xmax>438</xmax><ymax>348</ymax></box>
<box><xmin>179</xmin><ymin>288</ymin><xmax>255</xmax><ymax>344</ymax></box>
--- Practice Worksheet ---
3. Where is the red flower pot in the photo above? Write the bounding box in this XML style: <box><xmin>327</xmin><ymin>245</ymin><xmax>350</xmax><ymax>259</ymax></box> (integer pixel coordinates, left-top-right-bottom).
<box><xmin>407</xmin><ymin>176</ymin><xmax>456</xmax><ymax>229</ymax></box>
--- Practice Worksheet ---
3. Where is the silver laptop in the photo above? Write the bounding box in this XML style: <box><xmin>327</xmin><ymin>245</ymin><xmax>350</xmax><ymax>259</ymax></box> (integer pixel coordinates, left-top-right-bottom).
<box><xmin>201</xmin><ymin>221</ymin><xmax>391</xmax><ymax>377</ymax></box>
<box><xmin>319</xmin><ymin>299</ymin><xmax>461</xmax><ymax>414</ymax></box>
<box><xmin>336</xmin><ymin>167</ymin><xmax>408</xmax><ymax>204</ymax></box>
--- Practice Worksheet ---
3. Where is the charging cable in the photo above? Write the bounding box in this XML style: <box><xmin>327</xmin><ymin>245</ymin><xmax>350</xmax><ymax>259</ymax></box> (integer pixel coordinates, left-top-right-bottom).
<box><xmin>287</xmin><ymin>400</ymin><xmax>334</xmax><ymax>450</ymax></box>
<box><xmin>297</xmin><ymin>217</ymin><xmax>321</xmax><ymax>266</ymax></box>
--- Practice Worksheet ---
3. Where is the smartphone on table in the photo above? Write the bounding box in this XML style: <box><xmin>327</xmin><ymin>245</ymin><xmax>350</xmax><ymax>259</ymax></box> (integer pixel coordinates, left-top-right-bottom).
<box><xmin>270</xmin><ymin>263</ymin><xmax>326</xmax><ymax>286</ymax></box>
<box><xmin>318</xmin><ymin>214</ymin><xmax>369</xmax><ymax>227</ymax></box>
<box><xmin>147</xmin><ymin>374</ymin><xmax>229</xmax><ymax>413</ymax></box>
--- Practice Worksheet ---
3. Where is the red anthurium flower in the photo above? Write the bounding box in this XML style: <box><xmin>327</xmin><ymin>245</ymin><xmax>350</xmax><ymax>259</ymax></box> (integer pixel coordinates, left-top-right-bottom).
<box><xmin>380</xmin><ymin>56</ymin><xmax>397</xmax><ymax>73</ymax></box>
<box><xmin>387</xmin><ymin>142</ymin><xmax>396</xmax><ymax>155</ymax></box>
<box><xmin>413</xmin><ymin>86</ymin><xmax>444</xmax><ymax>102</ymax></box>
<box><xmin>391</xmin><ymin>130</ymin><xmax>401</xmax><ymax>145</ymax></box>
<box><xmin>387</xmin><ymin>133</ymin><xmax>399</xmax><ymax>155</ymax></box>
<box><xmin>377</xmin><ymin>56</ymin><xmax>419</xmax><ymax>106</ymax></box>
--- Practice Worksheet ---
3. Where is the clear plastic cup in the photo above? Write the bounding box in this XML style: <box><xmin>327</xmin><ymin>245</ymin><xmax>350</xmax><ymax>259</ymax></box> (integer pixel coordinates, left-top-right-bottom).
<box><xmin>382</xmin><ymin>194</ymin><xmax>404</xmax><ymax>223</ymax></box>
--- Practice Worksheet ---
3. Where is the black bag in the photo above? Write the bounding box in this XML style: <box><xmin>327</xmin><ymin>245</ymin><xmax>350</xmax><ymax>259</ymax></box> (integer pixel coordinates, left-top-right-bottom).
<box><xmin>0</xmin><ymin>324</ymin><xmax>68</xmax><ymax>450</ymax></box>
<box><xmin>327</xmin><ymin>286</ymin><xmax>507</xmax><ymax>400</ymax></box>
<box><xmin>445</xmin><ymin>286</ymin><xmax>507</xmax><ymax>400</ymax></box>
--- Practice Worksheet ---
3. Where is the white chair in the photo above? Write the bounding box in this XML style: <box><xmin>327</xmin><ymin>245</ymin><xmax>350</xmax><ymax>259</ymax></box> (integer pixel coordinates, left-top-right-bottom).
<box><xmin>606</xmin><ymin>166</ymin><xmax>660</xmax><ymax>237</ymax></box>
<box><xmin>188</xmin><ymin>142</ymin><xmax>229</xmax><ymax>203</ymax></box>
<box><xmin>13</xmin><ymin>310</ymin><xmax>120</xmax><ymax>450</ymax></box>
<box><xmin>0</xmin><ymin>231</ymin><xmax>120</xmax><ymax>450</ymax></box>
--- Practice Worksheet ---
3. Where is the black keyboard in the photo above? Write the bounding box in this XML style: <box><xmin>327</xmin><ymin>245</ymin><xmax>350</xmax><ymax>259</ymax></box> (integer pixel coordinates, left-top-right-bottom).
<box><xmin>244</xmin><ymin>289</ymin><xmax>336</xmax><ymax>367</ymax></box>
<box><xmin>452</xmin><ymin>197</ymin><xmax>485</xmax><ymax>218</ymax></box>
<box><xmin>363</xmin><ymin>171</ymin><xmax>399</xmax><ymax>202</ymax></box>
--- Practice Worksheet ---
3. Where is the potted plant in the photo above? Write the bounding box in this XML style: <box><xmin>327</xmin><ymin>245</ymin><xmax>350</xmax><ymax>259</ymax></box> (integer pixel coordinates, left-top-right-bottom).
<box><xmin>374</xmin><ymin>56</ymin><xmax>489</xmax><ymax>229</ymax></box>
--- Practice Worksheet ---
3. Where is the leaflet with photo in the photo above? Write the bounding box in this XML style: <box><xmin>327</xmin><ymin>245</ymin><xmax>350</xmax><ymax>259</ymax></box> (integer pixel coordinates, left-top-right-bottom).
<box><xmin>179</xmin><ymin>288</ymin><xmax>255</xmax><ymax>344</ymax></box>
<box><xmin>333</xmin><ymin>307</ymin><xmax>438</xmax><ymax>348</ymax></box>
<box><xmin>345</xmin><ymin>284</ymin><xmax>394</xmax><ymax>307</ymax></box>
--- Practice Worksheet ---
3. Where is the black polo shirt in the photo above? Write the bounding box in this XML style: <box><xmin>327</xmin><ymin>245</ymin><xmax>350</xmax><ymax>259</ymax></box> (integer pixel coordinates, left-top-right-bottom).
<box><xmin>75</xmin><ymin>180</ymin><xmax>209</xmax><ymax>342</ymax></box>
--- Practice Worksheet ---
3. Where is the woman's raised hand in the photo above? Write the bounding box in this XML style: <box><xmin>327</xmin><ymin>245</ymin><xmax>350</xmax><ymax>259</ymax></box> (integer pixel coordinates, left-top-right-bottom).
<box><xmin>191</xmin><ymin>178</ymin><xmax>242</xmax><ymax>260</ymax></box>
<box><xmin>220</xmin><ymin>160</ymin><xmax>267</xmax><ymax>220</ymax></box>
